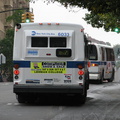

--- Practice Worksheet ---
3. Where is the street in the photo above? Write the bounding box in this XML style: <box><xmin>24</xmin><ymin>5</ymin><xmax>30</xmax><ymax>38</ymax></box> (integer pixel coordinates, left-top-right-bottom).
<box><xmin>0</xmin><ymin>69</ymin><xmax>120</xmax><ymax>120</ymax></box>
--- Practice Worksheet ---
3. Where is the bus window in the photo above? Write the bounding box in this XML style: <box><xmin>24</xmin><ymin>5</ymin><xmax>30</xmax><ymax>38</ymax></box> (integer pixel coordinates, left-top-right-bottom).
<box><xmin>106</xmin><ymin>48</ymin><xmax>115</xmax><ymax>61</ymax></box>
<box><xmin>50</xmin><ymin>37</ymin><xmax>66</xmax><ymax>47</ymax></box>
<box><xmin>101</xmin><ymin>47</ymin><xmax>105</xmax><ymax>61</ymax></box>
<box><xmin>31</xmin><ymin>37</ymin><xmax>48</xmax><ymax>47</ymax></box>
<box><xmin>88</xmin><ymin>45</ymin><xmax>98</xmax><ymax>60</ymax></box>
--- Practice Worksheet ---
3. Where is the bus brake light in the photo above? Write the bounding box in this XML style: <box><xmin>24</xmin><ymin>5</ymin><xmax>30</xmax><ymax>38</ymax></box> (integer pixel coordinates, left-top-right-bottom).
<box><xmin>14</xmin><ymin>70</ymin><xmax>20</xmax><ymax>75</ymax></box>
<box><xmin>78</xmin><ymin>70</ymin><xmax>84</xmax><ymax>75</ymax></box>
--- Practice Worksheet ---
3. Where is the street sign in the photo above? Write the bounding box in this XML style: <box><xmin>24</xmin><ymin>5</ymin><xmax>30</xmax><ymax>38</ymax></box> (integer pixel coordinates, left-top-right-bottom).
<box><xmin>0</xmin><ymin>53</ymin><xmax>6</xmax><ymax>64</ymax></box>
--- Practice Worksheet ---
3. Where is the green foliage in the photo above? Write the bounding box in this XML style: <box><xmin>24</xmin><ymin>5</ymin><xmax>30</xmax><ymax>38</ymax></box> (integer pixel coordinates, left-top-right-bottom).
<box><xmin>1</xmin><ymin>10</ymin><xmax>26</xmax><ymax>81</ymax></box>
<box><xmin>44</xmin><ymin>0</ymin><xmax>120</xmax><ymax>32</ymax></box>
<box><xmin>0</xmin><ymin>29</ymin><xmax>14</xmax><ymax>81</ymax></box>
<box><xmin>6</xmin><ymin>10</ymin><xmax>24</xmax><ymax>25</ymax></box>
<box><xmin>84</xmin><ymin>12</ymin><xmax>117</xmax><ymax>32</ymax></box>
<box><xmin>25</xmin><ymin>0</ymin><xmax>36</xmax><ymax>3</ymax></box>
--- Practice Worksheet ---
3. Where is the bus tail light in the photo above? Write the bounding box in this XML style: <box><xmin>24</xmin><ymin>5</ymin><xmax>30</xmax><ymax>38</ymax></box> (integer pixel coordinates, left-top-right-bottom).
<box><xmin>88</xmin><ymin>62</ymin><xmax>91</xmax><ymax>67</ymax></box>
<box><xmin>14</xmin><ymin>70</ymin><xmax>20</xmax><ymax>75</ymax></box>
<box><xmin>78</xmin><ymin>70</ymin><xmax>84</xmax><ymax>75</ymax></box>
<box><xmin>14</xmin><ymin>64</ymin><xmax>20</xmax><ymax>80</ymax></box>
<box><xmin>91</xmin><ymin>63</ymin><xmax>98</xmax><ymax>67</ymax></box>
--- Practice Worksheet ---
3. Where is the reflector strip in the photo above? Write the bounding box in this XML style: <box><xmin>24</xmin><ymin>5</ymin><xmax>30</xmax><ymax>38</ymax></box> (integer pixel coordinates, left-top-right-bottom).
<box><xmin>14</xmin><ymin>64</ymin><xmax>19</xmax><ymax>69</ymax></box>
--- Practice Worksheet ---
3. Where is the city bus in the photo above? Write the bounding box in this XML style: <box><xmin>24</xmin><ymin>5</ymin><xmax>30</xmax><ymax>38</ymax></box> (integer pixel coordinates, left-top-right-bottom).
<box><xmin>13</xmin><ymin>23</ymin><xmax>89</xmax><ymax>104</ymax></box>
<box><xmin>88</xmin><ymin>43</ymin><xmax>115</xmax><ymax>83</ymax></box>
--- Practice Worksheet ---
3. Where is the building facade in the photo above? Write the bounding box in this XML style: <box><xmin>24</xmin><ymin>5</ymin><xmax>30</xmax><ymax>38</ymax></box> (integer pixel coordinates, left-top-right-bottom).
<box><xmin>0</xmin><ymin>0</ymin><xmax>29</xmax><ymax>40</ymax></box>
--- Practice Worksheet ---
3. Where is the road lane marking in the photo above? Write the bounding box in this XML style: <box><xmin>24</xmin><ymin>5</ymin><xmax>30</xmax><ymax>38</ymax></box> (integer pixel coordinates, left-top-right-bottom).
<box><xmin>7</xmin><ymin>103</ymin><xmax>12</xmax><ymax>105</ymax></box>
<box><xmin>7</xmin><ymin>103</ymin><xmax>20</xmax><ymax>106</ymax></box>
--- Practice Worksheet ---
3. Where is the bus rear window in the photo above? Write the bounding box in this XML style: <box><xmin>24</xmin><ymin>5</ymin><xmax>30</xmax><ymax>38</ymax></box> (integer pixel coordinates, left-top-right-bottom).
<box><xmin>32</xmin><ymin>37</ymin><xmax>48</xmax><ymax>47</ymax></box>
<box><xmin>50</xmin><ymin>37</ymin><xmax>66</xmax><ymax>47</ymax></box>
<box><xmin>88</xmin><ymin>45</ymin><xmax>98</xmax><ymax>60</ymax></box>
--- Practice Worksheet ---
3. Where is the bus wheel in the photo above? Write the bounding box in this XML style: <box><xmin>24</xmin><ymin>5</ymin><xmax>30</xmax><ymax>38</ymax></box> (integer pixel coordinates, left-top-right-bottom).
<box><xmin>76</xmin><ymin>88</ymin><xmax>87</xmax><ymax>104</ymax></box>
<box><xmin>108</xmin><ymin>69</ymin><xmax>115</xmax><ymax>82</ymax></box>
<box><xmin>16</xmin><ymin>94</ymin><xmax>26</xmax><ymax>103</ymax></box>
<box><xmin>75</xmin><ymin>94</ymin><xmax>86</xmax><ymax>105</ymax></box>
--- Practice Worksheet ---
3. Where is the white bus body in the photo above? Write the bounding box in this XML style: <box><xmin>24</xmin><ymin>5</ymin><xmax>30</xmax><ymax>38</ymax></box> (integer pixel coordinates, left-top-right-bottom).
<box><xmin>13</xmin><ymin>23</ymin><xmax>89</xmax><ymax>104</ymax></box>
<box><xmin>88</xmin><ymin>43</ymin><xmax>115</xmax><ymax>83</ymax></box>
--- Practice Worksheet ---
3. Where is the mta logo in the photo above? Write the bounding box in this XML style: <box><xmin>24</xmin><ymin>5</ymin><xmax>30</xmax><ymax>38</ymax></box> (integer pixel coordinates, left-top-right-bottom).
<box><xmin>32</xmin><ymin>31</ymin><xmax>36</xmax><ymax>36</ymax></box>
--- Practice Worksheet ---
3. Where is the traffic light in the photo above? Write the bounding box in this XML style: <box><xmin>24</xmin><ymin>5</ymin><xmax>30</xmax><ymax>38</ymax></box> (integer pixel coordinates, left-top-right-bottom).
<box><xmin>114</xmin><ymin>27</ymin><xmax>120</xmax><ymax>33</ymax></box>
<box><xmin>30</xmin><ymin>13</ymin><xmax>34</xmax><ymax>22</ymax></box>
<box><xmin>26</xmin><ymin>13</ymin><xmax>30</xmax><ymax>23</ymax></box>
<box><xmin>21</xmin><ymin>12</ymin><xmax>34</xmax><ymax>23</ymax></box>
<box><xmin>22</xmin><ymin>13</ymin><xmax>26</xmax><ymax>23</ymax></box>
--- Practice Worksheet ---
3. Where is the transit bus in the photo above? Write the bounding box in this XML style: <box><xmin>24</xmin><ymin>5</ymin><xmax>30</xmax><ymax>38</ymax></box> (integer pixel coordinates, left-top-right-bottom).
<box><xmin>13</xmin><ymin>23</ymin><xmax>89</xmax><ymax>104</ymax></box>
<box><xmin>88</xmin><ymin>43</ymin><xmax>115</xmax><ymax>83</ymax></box>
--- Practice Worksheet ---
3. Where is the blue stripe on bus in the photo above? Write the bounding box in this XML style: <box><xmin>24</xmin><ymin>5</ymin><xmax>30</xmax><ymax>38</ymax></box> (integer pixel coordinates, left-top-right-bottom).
<box><xmin>90</xmin><ymin>61</ymin><xmax>115</xmax><ymax>65</ymax></box>
<box><xmin>90</xmin><ymin>61</ymin><xmax>105</xmax><ymax>65</ymax></box>
<box><xmin>13</xmin><ymin>61</ymin><xmax>30</xmax><ymax>68</ymax></box>
<box><xmin>13</xmin><ymin>61</ymin><xmax>87</xmax><ymax>68</ymax></box>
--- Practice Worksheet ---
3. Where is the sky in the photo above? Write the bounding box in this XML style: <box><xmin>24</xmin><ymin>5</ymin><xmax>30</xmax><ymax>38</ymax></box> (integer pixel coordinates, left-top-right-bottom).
<box><xmin>30</xmin><ymin>0</ymin><xmax>120</xmax><ymax>46</ymax></box>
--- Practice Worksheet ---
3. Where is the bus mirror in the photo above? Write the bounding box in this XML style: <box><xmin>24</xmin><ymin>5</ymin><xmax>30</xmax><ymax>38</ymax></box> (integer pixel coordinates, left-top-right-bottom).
<box><xmin>16</xmin><ymin>23</ymin><xmax>21</xmax><ymax>29</ymax></box>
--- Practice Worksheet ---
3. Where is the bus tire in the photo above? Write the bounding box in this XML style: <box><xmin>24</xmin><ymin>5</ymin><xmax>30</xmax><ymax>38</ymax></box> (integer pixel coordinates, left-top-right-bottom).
<box><xmin>16</xmin><ymin>94</ymin><xmax>26</xmax><ymax>103</ymax></box>
<box><xmin>108</xmin><ymin>69</ymin><xmax>115</xmax><ymax>82</ymax></box>
<box><xmin>80</xmin><ymin>88</ymin><xmax>87</xmax><ymax>104</ymax></box>
<box><xmin>76</xmin><ymin>94</ymin><xmax>86</xmax><ymax>105</ymax></box>
<box><xmin>76</xmin><ymin>86</ymin><xmax>87</xmax><ymax>104</ymax></box>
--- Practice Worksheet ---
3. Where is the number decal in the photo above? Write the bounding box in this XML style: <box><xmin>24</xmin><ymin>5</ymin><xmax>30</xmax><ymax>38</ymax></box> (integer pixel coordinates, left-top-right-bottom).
<box><xmin>58</xmin><ymin>33</ymin><xmax>69</xmax><ymax>37</ymax></box>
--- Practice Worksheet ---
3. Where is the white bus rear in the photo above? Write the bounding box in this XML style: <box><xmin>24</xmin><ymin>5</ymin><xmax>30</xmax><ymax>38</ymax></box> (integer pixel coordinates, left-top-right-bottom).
<box><xmin>13</xmin><ymin>23</ymin><xmax>89</xmax><ymax>104</ymax></box>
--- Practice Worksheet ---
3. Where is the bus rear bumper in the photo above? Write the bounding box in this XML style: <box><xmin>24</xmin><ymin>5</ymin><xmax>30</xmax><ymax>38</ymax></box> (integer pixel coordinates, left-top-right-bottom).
<box><xmin>13</xmin><ymin>84</ymin><xmax>84</xmax><ymax>94</ymax></box>
<box><xmin>89</xmin><ymin>73</ymin><xmax>100</xmax><ymax>80</ymax></box>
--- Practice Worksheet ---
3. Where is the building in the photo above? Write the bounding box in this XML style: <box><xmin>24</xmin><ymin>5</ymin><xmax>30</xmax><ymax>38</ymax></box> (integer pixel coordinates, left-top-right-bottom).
<box><xmin>0</xmin><ymin>0</ymin><xmax>29</xmax><ymax>40</ymax></box>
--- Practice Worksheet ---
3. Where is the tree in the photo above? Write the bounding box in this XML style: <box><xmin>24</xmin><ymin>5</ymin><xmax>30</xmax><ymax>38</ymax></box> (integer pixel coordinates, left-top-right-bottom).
<box><xmin>0</xmin><ymin>29</ymin><xmax>14</xmax><ymax>81</ymax></box>
<box><xmin>36</xmin><ymin>0</ymin><xmax>120</xmax><ymax>32</ymax></box>
<box><xmin>0</xmin><ymin>10</ymin><xmax>25</xmax><ymax>81</ymax></box>
<box><xmin>6</xmin><ymin>10</ymin><xmax>24</xmax><ymax>25</ymax></box>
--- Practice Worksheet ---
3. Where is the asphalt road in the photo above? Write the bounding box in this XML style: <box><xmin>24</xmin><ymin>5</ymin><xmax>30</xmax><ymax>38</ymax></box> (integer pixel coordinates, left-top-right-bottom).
<box><xmin>0</xmin><ymin>69</ymin><xmax>120</xmax><ymax>120</ymax></box>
